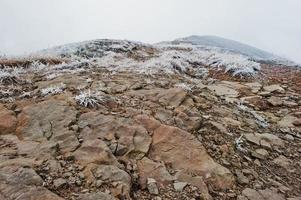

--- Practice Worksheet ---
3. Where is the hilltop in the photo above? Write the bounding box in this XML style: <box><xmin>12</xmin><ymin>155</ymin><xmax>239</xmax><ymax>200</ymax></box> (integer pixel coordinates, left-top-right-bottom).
<box><xmin>0</xmin><ymin>38</ymin><xmax>300</xmax><ymax>200</ymax></box>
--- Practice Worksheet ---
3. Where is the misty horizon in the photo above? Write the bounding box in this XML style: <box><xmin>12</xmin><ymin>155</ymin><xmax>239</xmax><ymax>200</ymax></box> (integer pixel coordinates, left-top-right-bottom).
<box><xmin>1</xmin><ymin>0</ymin><xmax>301</xmax><ymax>63</ymax></box>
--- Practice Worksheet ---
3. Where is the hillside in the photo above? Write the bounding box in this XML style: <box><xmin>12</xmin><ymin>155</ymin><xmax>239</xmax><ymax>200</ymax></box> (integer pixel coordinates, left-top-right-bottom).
<box><xmin>0</xmin><ymin>39</ymin><xmax>301</xmax><ymax>200</ymax></box>
<box><xmin>167</xmin><ymin>35</ymin><xmax>297</xmax><ymax>66</ymax></box>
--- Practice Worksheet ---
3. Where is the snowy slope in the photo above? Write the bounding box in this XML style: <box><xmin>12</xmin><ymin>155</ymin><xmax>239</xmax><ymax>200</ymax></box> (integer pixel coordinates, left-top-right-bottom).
<box><xmin>33</xmin><ymin>38</ymin><xmax>262</xmax><ymax>78</ymax></box>
<box><xmin>171</xmin><ymin>35</ymin><xmax>287</xmax><ymax>63</ymax></box>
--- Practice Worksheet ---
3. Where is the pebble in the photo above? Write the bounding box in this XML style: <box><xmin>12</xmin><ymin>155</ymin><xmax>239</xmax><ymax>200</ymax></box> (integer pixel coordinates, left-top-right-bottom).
<box><xmin>53</xmin><ymin>178</ymin><xmax>68</xmax><ymax>188</ymax></box>
<box><xmin>236</xmin><ymin>170</ymin><xmax>249</xmax><ymax>185</ymax></box>
<box><xmin>147</xmin><ymin>178</ymin><xmax>159</xmax><ymax>195</ymax></box>
<box><xmin>173</xmin><ymin>182</ymin><xmax>188</xmax><ymax>192</ymax></box>
<box><xmin>284</xmin><ymin>134</ymin><xmax>294</xmax><ymax>141</ymax></box>
<box><xmin>252</xmin><ymin>149</ymin><xmax>269</xmax><ymax>160</ymax></box>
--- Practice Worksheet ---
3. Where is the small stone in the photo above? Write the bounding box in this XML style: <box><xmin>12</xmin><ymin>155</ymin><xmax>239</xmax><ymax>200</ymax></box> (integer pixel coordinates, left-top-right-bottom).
<box><xmin>237</xmin><ymin>195</ymin><xmax>249</xmax><ymax>200</ymax></box>
<box><xmin>71</xmin><ymin>125</ymin><xmax>79</xmax><ymax>132</ymax></box>
<box><xmin>65</xmin><ymin>153</ymin><xmax>75</xmax><ymax>161</ymax></box>
<box><xmin>267</xmin><ymin>96</ymin><xmax>283</xmax><ymax>106</ymax></box>
<box><xmin>78</xmin><ymin>172</ymin><xmax>85</xmax><ymax>180</ymax></box>
<box><xmin>260</xmin><ymin>140</ymin><xmax>271</xmax><ymax>149</ymax></box>
<box><xmin>235</xmin><ymin>170</ymin><xmax>249</xmax><ymax>185</ymax></box>
<box><xmin>273</xmin><ymin>155</ymin><xmax>291</xmax><ymax>168</ymax></box>
<box><xmin>63</xmin><ymin>172</ymin><xmax>73</xmax><ymax>178</ymax></box>
<box><xmin>147</xmin><ymin>178</ymin><xmax>159</xmax><ymax>195</ymax></box>
<box><xmin>245</xmin><ymin>134</ymin><xmax>261</xmax><ymax>146</ymax></box>
<box><xmin>252</xmin><ymin>149</ymin><xmax>269</xmax><ymax>160</ymax></box>
<box><xmin>292</xmin><ymin>119</ymin><xmax>301</xmax><ymax>126</ymax></box>
<box><xmin>242</xmin><ymin>188</ymin><xmax>264</xmax><ymax>200</ymax></box>
<box><xmin>287</xmin><ymin>197</ymin><xmax>301</xmax><ymax>200</ymax></box>
<box><xmin>263</xmin><ymin>84</ymin><xmax>284</xmax><ymax>93</ymax></box>
<box><xmin>283</xmin><ymin>101</ymin><xmax>298</xmax><ymax>107</ymax></box>
<box><xmin>96</xmin><ymin>180</ymin><xmax>103</xmax><ymax>187</ymax></box>
<box><xmin>227</xmin><ymin>193</ymin><xmax>236</xmax><ymax>198</ymax></box>
<box><xmin>221</xmin><ymin>159</ymin><xmax>231</xmax><ymax>166</ymax></box>
<box><xmin>254</xmin><ymin>182</ymin><xmax>263</xmax><ymax>189</ymax></box>
<box><xmin>254</xmin><ymin>159</ymin><xmax>261</xmax><ymax>166</ymax></box>
<box><xmin>53</xmin><ymin>178</ymin><xmax>68</xmax><ymax>188</ymax></box>
<box><xmin>284</xmin><ymin>134</ymin><xmax>294</xmax><ymax>141</ymax></box>
<box><xmin>75</xmin><ymin>180</ymin><xmax>82</xmax><ymax>186</ymax></box>
<box><xmin>258</xmin><ymin>188</ymin><xmax>285</xmax><ymax>200</ymax></box>
<box><xmin>173</xmin><ymin>182</ymin><xmax>188</xmax><ymax>192</ymax></box>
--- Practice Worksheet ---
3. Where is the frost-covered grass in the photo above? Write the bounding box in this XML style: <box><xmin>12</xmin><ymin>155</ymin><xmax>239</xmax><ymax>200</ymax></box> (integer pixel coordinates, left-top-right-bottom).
<box><xmin>91</xmin><ymin>44</ymin><xmax>261</xmax><ymax>77</ymax></box>
<box><xmin>0</xmin><ymin>89</ymin><xmax>13</xmax><ymax>98</ymax></box>
<box><xmin>0</xmin><ymin>67</ymin><xmax>24</xmax><ymax>84</ymax></box>
<box><xmin>174</xmin><ymin>83</ymin><xmax>192</xmax><ymax>92</ymax></box>
<box><xmin>41</xmin><ymin>83</ymin><xmax>66</xmax><ymax>96</ymax></box>
<box><xmin>74</xmin><ymin>90</ymin><xmax>105</xmax><ymax>108</ymax></box>
<box><xmin>234</xmin><ymin>134</ymin><xmax>247</xmax><ymax>153</ymax></box>
<box><xmin>3</xmin><ymin>39</ymin><xmax>262</xmax><ymax>81</ymax></box>
<box><xmin>237</xmin><ymin>102</ymin><xmax>268</xmax><ymax>128</ymax></box>
<box><xmin>205</xmin><ymin>52</ymin><xmax>261</xmax><ymax>77</ymax></box>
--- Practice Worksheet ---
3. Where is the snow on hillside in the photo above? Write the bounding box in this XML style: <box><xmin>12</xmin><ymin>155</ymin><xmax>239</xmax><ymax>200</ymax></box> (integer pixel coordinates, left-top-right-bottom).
<box><xmin>170</xmin><ymin>35</ymin><xmax>296</xmax><ymax>66</ymax></box>
<box><xmin>173</xmin><ymin>35</ymin><xmax>276</xmax><ymax>60</ymax></box>
<box><xmin>29</xmin><ymin>39</ymin><xmax>262</xmax><ymax>79</ymax></box>
<box><xmin>38</xmin><ymin>39</ymin><xmax>145</xmax><ymax>58</ymax></box>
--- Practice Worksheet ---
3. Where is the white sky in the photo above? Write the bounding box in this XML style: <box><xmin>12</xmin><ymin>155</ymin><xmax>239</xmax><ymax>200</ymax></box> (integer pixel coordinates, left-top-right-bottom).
<box><xmin>0</xmin><ymin>0</ymin><xmax>300</xmax><ymax>63</ymax></box>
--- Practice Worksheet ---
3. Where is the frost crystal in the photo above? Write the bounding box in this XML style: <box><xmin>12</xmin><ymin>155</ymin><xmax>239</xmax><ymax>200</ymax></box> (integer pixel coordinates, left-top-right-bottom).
<box><xmin>41</xmin><ymin>83</ymin><xmax>66</xmax><ymax>96</ymax></box>
<box><xmin>237</xmin><ymin>101</ymin><xmax>268</xmax><ymax>128</ymax></box>
<box><xmin>74</xmin><ymin>90</ymin><xmax>105</xmax><ymax>108</ymax></box>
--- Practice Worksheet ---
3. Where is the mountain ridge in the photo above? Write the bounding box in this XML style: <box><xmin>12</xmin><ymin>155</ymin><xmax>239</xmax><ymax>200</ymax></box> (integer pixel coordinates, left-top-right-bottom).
<box><xmin>170</xmin><ymin>35</ymin><xmax>283</xmax><ymax>61</ymax></box>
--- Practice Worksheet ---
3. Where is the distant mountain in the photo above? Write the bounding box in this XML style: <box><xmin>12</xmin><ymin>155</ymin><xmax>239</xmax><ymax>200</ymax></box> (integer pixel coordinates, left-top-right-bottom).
<box><xmin>169</xmin><ymin>35</ymin><xmax>286</xmax><ymax>63</ymax></box>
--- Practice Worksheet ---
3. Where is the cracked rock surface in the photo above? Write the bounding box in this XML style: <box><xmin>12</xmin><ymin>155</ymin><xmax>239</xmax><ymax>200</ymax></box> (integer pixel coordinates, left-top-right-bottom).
<box><xmin>0</xmin><ymin>45</ymin><xmax>301</xmax><ymax>200</ymax></box>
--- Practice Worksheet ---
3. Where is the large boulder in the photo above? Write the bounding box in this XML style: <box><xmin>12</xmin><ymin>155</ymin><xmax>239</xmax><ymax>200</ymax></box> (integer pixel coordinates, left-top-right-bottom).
<box><xmin>148</xmin><ymin>124</ymin><xmax>234</xmax><ymax>190</ymax></box>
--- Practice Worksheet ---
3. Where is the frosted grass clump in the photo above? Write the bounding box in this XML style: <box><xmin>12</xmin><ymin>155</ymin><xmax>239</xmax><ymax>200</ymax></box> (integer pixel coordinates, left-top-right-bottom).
<box><xmin>74</xmin><ymin>90</ymin><xmax>105</xmax><ymax>108</ymax></box>
<box><xmin>0</xmin><ymin>89</ymin><xmax>13</xmax><ymax>98</ymax></box>
<box><xmin>207</xmin><ymin>53</ymin><xmax>261</xmax><ymax>77</ymax></box>
<box><xmin>237</xmin><ymin>101</ymin><xmax>268</xmax><ymax>128</ymax></box>
<box><xmin>33</xmin><ymin>39</ymin><xmax>263</xmax><ymax>78</ymax></box>
<box><xmin>41</xmin><ymin>83</ymin><xmax>66</xmax><ymax>96</ymax></box>
<box><xmin>93</xmin><ymin>45</ymin><xmax>261</xmax><ymax>77</ymax></box>
<box><xmin>0</xmin><ymin>67</ymin><xmax>24</xmax><ymax>84</ymax></box>
<box><xmin>174</xmin><ymin>83</ymin><xmax>192</xmax><ymax>92</ymax></box>
<box><xmin>30</xmin><ymin>61</ymin><xmax>48</xmax><ymax>72</ymax></box>
<box><xmin>235</xmin><ymin>134</ymin><xmax>247</xmax><ymax>153</ymax></box>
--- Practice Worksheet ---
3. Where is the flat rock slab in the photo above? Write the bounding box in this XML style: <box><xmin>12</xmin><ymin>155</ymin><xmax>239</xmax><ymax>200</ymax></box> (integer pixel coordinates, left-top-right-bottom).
<box><xmin>16</xmin><ymin>99</ymin><xmax>79</xmax><ymax>153</ymax></box>
<box><xmin>207</xmin><ymin>84</ymin><xmax>239</xmax><ymax>97</ymax></box>
<box><xmin>0</xmin><ymin>105</ymin><xmax>17</xmax><ymax>135</ymax></box>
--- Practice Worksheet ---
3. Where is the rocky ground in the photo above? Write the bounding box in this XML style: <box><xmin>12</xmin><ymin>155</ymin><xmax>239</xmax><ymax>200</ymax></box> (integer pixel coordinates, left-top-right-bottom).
<box><xmin>0</xmin><ymin>40</ymin><xmax>301</xmax><ymax>200</ymax></box>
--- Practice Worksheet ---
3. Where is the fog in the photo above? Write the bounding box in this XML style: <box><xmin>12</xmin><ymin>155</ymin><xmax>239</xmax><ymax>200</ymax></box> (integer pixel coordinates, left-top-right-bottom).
<box><xmin>0</xmin><ymin>0</ymin><xmax>300</xmax><ymax>63</ymax></box>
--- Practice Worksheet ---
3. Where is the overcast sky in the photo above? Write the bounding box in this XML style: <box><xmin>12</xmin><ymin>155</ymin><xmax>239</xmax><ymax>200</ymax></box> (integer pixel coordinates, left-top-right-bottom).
<box><xmin>0</xmin><ymin>0</ymin><xmax>300</xmax><ymax>63</ymax></box>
